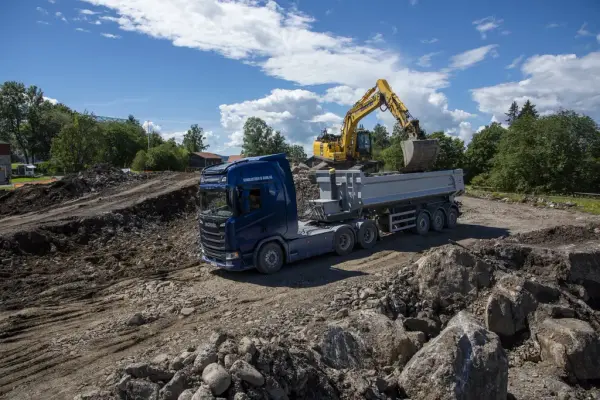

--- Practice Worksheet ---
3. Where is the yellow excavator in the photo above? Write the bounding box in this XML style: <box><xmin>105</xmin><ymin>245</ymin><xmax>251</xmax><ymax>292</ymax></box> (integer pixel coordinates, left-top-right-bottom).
<box><xmin>310</xmin><ymin>79</ymin><xmax>439</xmax><ymax>173</ymax></box>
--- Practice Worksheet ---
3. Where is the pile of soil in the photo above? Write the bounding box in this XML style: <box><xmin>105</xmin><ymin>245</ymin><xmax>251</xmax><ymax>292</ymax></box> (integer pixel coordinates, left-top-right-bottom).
<box><xmin>0</xmin><ymin>164</ymin><xmax>154</xmax><ymax>217</ymax></box>
<box><xmin>73</xmin><ymin>223</ymin><xmax>600</xmax><ymax>400</ymax></box>
<box><xmin>293</xmin><ymin>169</ymin><xmax>319</xmax><ymax>220</ymax></box>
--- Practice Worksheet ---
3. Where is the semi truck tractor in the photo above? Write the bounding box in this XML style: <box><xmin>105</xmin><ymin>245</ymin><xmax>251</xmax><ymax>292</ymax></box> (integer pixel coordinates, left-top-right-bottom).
<box><xmin>198</xmin><ymin>153</ymin><xmax>464</xmax><ymax>274</ymax></box>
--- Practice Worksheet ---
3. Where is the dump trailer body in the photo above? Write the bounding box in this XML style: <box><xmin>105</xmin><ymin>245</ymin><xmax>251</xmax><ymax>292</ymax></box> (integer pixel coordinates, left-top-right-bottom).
<box><xmin>198</xmin><ymin>153</ymin><xmax>465</xmax><ymax>273</ymax></box>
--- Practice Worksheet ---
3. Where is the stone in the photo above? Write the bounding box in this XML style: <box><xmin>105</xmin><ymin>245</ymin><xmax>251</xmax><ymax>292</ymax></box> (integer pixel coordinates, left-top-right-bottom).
<box><xmin>413</xmin><ymin>246</ymin><xmax>494</xmax><ymax>308</ymax></box>
<box><xmin>508</xmin><ymin>362</ymin><xmax>574</xmax><ymax>400</ymax></box>
<box><xmin>485</xmin><ymin>275</ymin><xmax>538</xmax><ymax>338</ymax></box>
<box><xmin>536</xmin><ymin>318</ymin><xmax>600</xmax><ymax>381</ymax></box>
<box><xmin>523</xmin><ymin>280</ymin><xmax>560</xmax><ymax>303</ymax></box>
<box><xmin>202</xmin><ymin>363</ymin><xmax>231</xmax><ymax>395</ymax></box>
<box><xmin>359</xmin><ymin>288</ymin><xmax>376</xmax><ymax>300</ymax></box>
<box><xmin>124</xmin><ymin>379</ymin><xmax>160</xmax><ymax>400</ymax></box>
<box><xmin>233</xmin><ymin>393</ymin><xmax>250</xmax><ymax>400</ymax></box>
<box><xmin>125</xmin><ymin>363</ymin><xmax>174</xmax><ymax>383</ymax></box>
<box><xmin>399</xmin><ymin>311</ymin><xmax>508</xmax><ymax>400</ymax></box>
<box><xmin>177</xmin><ymin>389</ymin><xmax>194</xmax><ymax>400</ymax></box>
<box><xmin>230</xmin><ymin>360</ymin><xmax>265</xmax><ymax>387</ymax></box>
<box><xmin>334</xmin><ymin>308</ymin><xmax>349</xmax><ymax>319</ymax></box>
<box><xmin>193</xmin><ymin>344</ymin><xmax>218</xmax><ymax>373</ymax></box>
<box><xmin>218</xmin><ymin>339</ymin><xmax>237</xmax><ymax>355</ymax></box>
<box><xmin>209</xmin><ymin>331</ymin><xmax>227</xmax><ymax>347</ymax></box>
<box><xmin>118</xmin><ymin>374</ymin><xmax>131</xmax><ymax>391</ymax></box>
<box><xmin>403</xmin><ymin>317</ymin><xmax>440</xmax><ymax>337</ymax></box>
<box><xmin>406</xmin><ymin>331</ymin><xmax>427</xmax><ymax>351</ymax></box>
<box><xmin>238</xmin><ymin>337</ymin><xmax>256</xmax><ymax>356</ymax></box>
<box><xmin>152</xmin><ymin>353</ymin><xmax>169</xmax><ymax>365</ymax></box>
<box><xmin>171</xmin><ymin>350</ymin><xmax>195</xmax><ymax>371</ymax></box>
<box><xmin>127</xmin><ymin>313</ymin><xmax>147</xmax><ymax>326</ymax></box>
<box><xmin>190</xmin><ymin>385</ymin><xmax>214</xmax><ymax>400</ymax></box>
<box><xmin>74</xmin><ymin>390</ymin><xmax>114</xmax><ymax>400</ymax></box>
<box><xmin>223</xmin><ymin>353</ymin><xmax>239</xmax><ymax>369</ymax></box>
<box><xmin>265</xmin><ymin>376</ymin><xmax>288</xmax><ymax>400</ymax></box>
<box><xmin>159</xmin><ymin>371</ymin><xmax>189</xmax><ymax>400</ymax></box>
<box><xmin>180</xmin><ymin>307</ymin><xmax>195</xmax><ymax>317</ymax></box>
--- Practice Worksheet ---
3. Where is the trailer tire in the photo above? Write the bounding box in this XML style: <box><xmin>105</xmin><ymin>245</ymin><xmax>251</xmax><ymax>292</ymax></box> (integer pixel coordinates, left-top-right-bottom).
<box><xmin>357</xmin><ymin>221</ymin><xmax>378</xmax><ymax>249</ymax></box>
<box><xmin>446</xmin><ymin>207</ymin><xmax>458</xmax><ymax>229</ymax></box>
<box><xmin>334</xmin><ymin>226</ymin><xmax>355</xmax><ymax>256</ymax></box>
<box><xmin>256</xmin><ymin>242</ymin><xmax>284</xmax><ymax>274</ymax></box>
<box><xmin>413</xmin><ymin>211</ymin><xmax>430</xmax><ymax>236</ymax></box>
<box><xmin>431</xmin><ymin>209</ymin><xmax>445</xmax><ymax>232</ymax></box>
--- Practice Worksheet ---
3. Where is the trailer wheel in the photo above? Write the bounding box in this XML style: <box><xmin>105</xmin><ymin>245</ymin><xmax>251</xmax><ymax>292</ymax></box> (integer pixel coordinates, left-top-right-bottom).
<box><xmin>432</xmin><ymin>209</ymin><xmax>445</xmax><ymax>232</ymax></box>
<box><xmin>446</xmin><ymin>207</ymin><xmax>458</xmax><ymax>229</ymax></box>
<box><xmin>256</xmin><ymin>242</ymin><xmax>284</xmax><ymax>274</ymax></box>
<box><xmin>358</xmin><ymin>221</ymin><xmax>378</xmax><ymax>249</ymax></box>
<box><xmin>334</xmin><ymin>226</ymin><xmax>355</xmax><ymax>256</ymax></box>
<box><xmin>413</xmin><ymin>211</ymin><xmax>430</xmax><ymax>236</ymax></box>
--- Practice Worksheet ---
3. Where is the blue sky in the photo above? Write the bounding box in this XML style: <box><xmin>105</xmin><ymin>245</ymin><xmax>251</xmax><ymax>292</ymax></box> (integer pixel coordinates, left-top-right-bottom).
<box><xmin>1</xmin><ymin>0</ymin><xmax>599</xmax><ymax>155</ymax></box>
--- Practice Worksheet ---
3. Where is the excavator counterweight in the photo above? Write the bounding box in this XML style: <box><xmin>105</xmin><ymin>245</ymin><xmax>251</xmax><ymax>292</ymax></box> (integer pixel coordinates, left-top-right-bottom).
<box><xmin>310</xmin><ymin>79</ymin><xmax>439</xmax><ymax>174</ymax></box>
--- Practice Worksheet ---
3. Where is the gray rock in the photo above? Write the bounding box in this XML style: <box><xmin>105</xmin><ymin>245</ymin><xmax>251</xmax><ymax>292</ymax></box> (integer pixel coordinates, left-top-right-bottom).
<box><xmin>406</xmin><ymin>331</ymin><xmax>427</xmax><ymax>351</ymax></box>
<box><xmin>359</xmin><ymin>288</ymin><xmax>376</xmax><ymax>299</ymax></box>
<box><xmin>265</xmin><ymin>376</ymin><xmax>288</xmax><ymax>400</ymax></box>
<box><xmin>159</xmin><ymin>371</ymin><xmax>189</xmax><ymax>400</ymax></box>
<box><xmin>238</xmin><ymin>337</ymin><xmax>256</xmax><ymax>356</ymax></box>
<box><xmin>223</xmin><ymin>353</ymin><xmax>239</xmax><ymax>369</ymax></box>
<box><xmin>118</xmin><ymin>374</ymin><xmax>131</xmax><ymax>391</ymax></box>
<box><xmin>218</xmin><ymin>339</ymin><xmax>237</xmax><ymax>355</ymax></box>
<box><xmin>125</xmin><ymin>363</ymin><xmax>174</xmax><ymax>383</ymax></box>
<box><xmin>126</xmin><ymin>313</ymin><xmax>147</xmax><ymax>326</ymax></box>
<box><xmin>124</xmin><ymin>379</ymin><xmax>160</xmax><ymax>400</ymax></box>
<box><xmin>230</xmin><ymin>360</ymin><xmax>265</xmax><ymax>387</ymax></box>
<box><xmin>399</xmin><ymin>311</ymin><xmax>508</xmax><ymax>400</ymax></box>
<box><xmin>413</xmin><ymin>246</ymin><xmax>493</xmax><ymax>308</ymax></box>
<box><xmin>508</xmin><ymin>362</ymin><xmax>574</xmax><ymax>400</ymax></box>
<box><xmin>536</xmin><ymin>318</ymin><xmax>600</xmax><ymax>381</ymax></box>
<box><xmin>73</xmin><ymin>390</ymin><xmax>114</xmax><ymax>400</ymax></box>
<box><xmin>177</xmin><ymin>389</ymin><xmax>194</xmax><ymax>400</ymax></box>
<box><xmin>180</xmin><ymin>307</ymin><xmax>195</xmax><ymax>317</ymax></box>
<box><xmin>209</xmin><ymin>331</ymin><xmax>227</xmax><ymax>347</ymax></box>
<box><xmin>152</xmin><ymin>353</ymin><xmax>169</xmax><ymax>365</ymax></box>
<box><xmin>233</xmin><ymin>393</ymin><xmax>249</xmax><ymax>400</ymax></box>
<box><xmin>403</xmin><ymin>317</ymin><xmax>440</xmax><ymax>337</ymax></box>
<box><xmin>202</xmin><ymin>363</ymin><xmax>231</xmax><ymax>395</ymax></box>
<box><xmin>565</xmin><ymin>249</ymin><xmax>600</xmax><ymax>291</ymax></box>
<box><xmin>485</xmin><ymin>275</ymin><xmax>538</xmax><ymax>338</ymax></box>
<box><xmin>193</xmin><ymin>344</ymin><xmax>218</xmax><ymax>373</ymax></box>
<box><xmin>190</xmin><ymin>385</ymin><xmax>214</xmax><ymax>400</ymax></box>
<box><xmin>523</xmin><ymin>280</ymin><xmax>561</xmax><ymax>303</ymax></box>
<box><xmin>319</xmin><ymin>310</ymin><xmax>416</xmax><ymax>369</ymax></box>
<box><xmin>334</xmin><ymin>308</ymin><xmax>349</xmax><ymax>319</ymax></box>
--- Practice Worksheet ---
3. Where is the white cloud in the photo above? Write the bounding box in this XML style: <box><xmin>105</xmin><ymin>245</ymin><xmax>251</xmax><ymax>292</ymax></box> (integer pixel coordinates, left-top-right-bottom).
<box><xmin>449</xmin><ymin>45</ymin><xmax>498</xmax><ymax>70</ymax></box>
<box><xmin>36</xmin><ymin>7</ymin><xmax>48</xmax><ymax>14</ymax></box>
<box><xmin>576</xmin><ymin>22</ymin><xmax>593</xmax><ymax>37</ymax></box>
<box><xmin>410</xmin><ymin>0</ymin><xmax>418</xmax><ymax>5</ymax></box>
<box><xmin>142</xmin><ymin>120</ymin><xmax>162</xmax><ymax>133</ymax></box>
<box><xmin>597</xmin><ymin>34</ymin><xmax>600</xmax><ymax>44</ymax></box>
<box><xmin>391</xmin><ymin>25</ymin><xmax>398</xmax><ymax>35</ymax></box>
<box><xmin>78</xmin><ymin>9</ymin><xmax>101</xmax><ymax>15</ymax></box>
<box><xmin>505</xmin><ymin>54</ymin><xmax>524</xmax><ymax>69</ymax></box>
<box><xmin>472</xmin><ymin>51</ymin><xmax>600</xmax><ymax>121</ymax></box>
<box><xmin>310</xmin><ymin>112</ymin><xmax>343</xmax><ymax>124</ymax></box>
<box><xmin>500</xmin><ymin>30</ymin><xmax>511</xmax><ymax>36</ymax></box>
<box><xmin>366</xmin><ymin>33</ymin><xmax>385</xmax><ymax>44</ymax></box>
<box><xmin>417</xmin><ymin>52</ymin><xmax>441</xmax><ymax>68</ymax></box>
<box><xmin>321</xmin><ymin>86</ymin><xmax>367</xmax><ymax>106</ymax></box>
<box><xmin>421</xmin><ymin>38</ymin><xmax>438</xmax><ymax>44</ymax></box>
<box><xmin>445</xmin><ymin>121</ymin><xmax>475</xmax><ymax>143</ymax></box>
<box><xmin>100</xmin><ymin>32</ymin><xmax>120</xmax><ymax>39</ymax></box>
<box><xmin>43</xmin><ymin>96</ymin><xmax>58</xmax><ymax>105</ymax></box>
<box><xmin>55</xmin><ymin>12</ymin><xmax>68</xmax><ymax>22</ymax></box>
<box><xmin>75</xmin><ymin>27</ymin><xmax>91</xmax><ymax>32</ymax></box>
<box><xmin>473</xmin><ymin>16</ymin><xmax>503</xmax><ymax>39</ymax></box>
<box><xmin>37</xmin><ymin>20</ymin><xmax>50</xmax><ymax>25</ymax></box>
<box><xmin>48</xmin><ymin>0</ymin><xmax>56</xmax><ymax>3</ymax></box>
<box><xmin>91</xmin><ymin>20</ymin><xmax>102</xmax><ymax>25</ymax></box>
<box><xmin>546</xmin><ymin>23</ymin><xmax>562</xmax><ymax>29</ymax></box>
<box><xmin>325</xmin><ymin>9</ymin><xmax>332</xmax><ymax>16</ymax></box>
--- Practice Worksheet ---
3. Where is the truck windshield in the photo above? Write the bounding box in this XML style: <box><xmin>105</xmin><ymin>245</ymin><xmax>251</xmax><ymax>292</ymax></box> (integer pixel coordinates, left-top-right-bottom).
<box><xmin>199</xmin><ymin>189</ymin><xmax>233</xmax><ymax>217</ymax></box>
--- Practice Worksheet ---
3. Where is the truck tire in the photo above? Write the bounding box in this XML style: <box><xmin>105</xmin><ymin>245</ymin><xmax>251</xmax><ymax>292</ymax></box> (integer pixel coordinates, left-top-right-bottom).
<box><xmin>357</xmin><ymin>221</ymin><xmax>378</xmax><ymax>249</ymax></box>
<box><xmin>412</xmin><ymin>211</ymin><xmax>430</xmax><ymax>236</ymax></box>
<box><xmin>446</xmin><ymin>207</ymin><xmax>458</xmax><ymax>229</ymax></box>
<box><xmin>431</xmin><ymin>209</ymin><xmax>445</xmax><ymax>232</ymax></box>
<box><xmin>334</xmin><ymin>226</ymin><xmax>355</xmax><ymax>256</ymax></box>
<box><xmin>256</xmin><ymin>242</ymin><xmax>284</xmax><ymax>274</ymax></box>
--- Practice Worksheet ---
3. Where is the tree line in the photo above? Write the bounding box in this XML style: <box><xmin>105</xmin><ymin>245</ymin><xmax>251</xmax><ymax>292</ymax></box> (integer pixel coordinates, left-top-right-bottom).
<box><xmin>240</xmin><ymin>117</ymin><xmax>307</xmax><ymax>163</ymax></box>
<box><xmin>368</xmin><ymin>100</ymin><xmax>600</xmax><ymax>194</ymax></box>
<box><xmin>0</xmin><ymin>81</ymin><xmax>210</xmax><ymax>173</ymax></box>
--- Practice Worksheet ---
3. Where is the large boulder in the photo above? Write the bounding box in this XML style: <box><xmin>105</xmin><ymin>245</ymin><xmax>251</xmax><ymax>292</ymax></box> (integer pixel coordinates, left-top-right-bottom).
<box><xmin>159</xmin><ymin>371</ymin><xmax>190</xmax><ymax>400</ymax></box>
<box><xmin>124</xmin><ymin>363</ymin><xmax>173</xmax><ymax>383</ymax></box>
<box><xmin>564</xmin><ymin>248</ymin><xmax>600</xmax><ymax>301</ymax></box>
<box><xmin>413</xmin><ymin>246</ymin><xmax>494</xmax><ymax>308</ymax></box>
<box><xmin>123</xmin><ymin>379</ymin><xmax>160</xmax><ymax>400</ymax></box>
<box><xmin>202</xmin><ymin>363</ymin><xmax>231</xmax><ymax>395</ymax></box>
<box><xmin>319</xmin><ymin>310</ymin><xmax>417</xmax><ymax>369</ymax></box>
<box><xmin>399</xmin><ymin>311</ymin><xmax>508</xmax><ymax>400</ymax></box>
<box><xmin>535</xmin><ymin>318</ymin><xmax>600</xmax><ymax>381</ymax></box>
<box><xmin>485</xmin><ymin>275</ymin><xmax>538</xmax><ymax>338</ymax></box>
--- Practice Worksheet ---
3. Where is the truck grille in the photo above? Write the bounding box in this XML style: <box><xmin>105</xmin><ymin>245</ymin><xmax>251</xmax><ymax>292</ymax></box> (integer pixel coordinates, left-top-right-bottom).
<box><xmin>200</xmin><ymin>218</ymin><xmax>226</xmax><ymax>262</ymax></box>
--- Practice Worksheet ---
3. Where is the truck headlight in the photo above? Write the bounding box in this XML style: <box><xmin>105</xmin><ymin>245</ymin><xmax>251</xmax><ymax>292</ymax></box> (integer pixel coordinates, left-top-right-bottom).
<box><xmin>226</xmin><ymin>252</ymin><xmax>240</xmax><ymax>260</ymax></box>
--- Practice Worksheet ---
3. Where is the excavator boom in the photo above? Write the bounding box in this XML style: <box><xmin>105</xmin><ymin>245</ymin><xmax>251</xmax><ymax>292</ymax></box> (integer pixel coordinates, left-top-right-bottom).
<box><xmin>311</xmin><ymin>79</ymin><xmax>439</xmax><ymax>173</ymax></box>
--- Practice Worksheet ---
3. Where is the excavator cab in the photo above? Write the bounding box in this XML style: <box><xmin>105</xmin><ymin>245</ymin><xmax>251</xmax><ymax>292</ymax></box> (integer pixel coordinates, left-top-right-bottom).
<box><xmin>355</xmin><ymin>128</ymin><xmax>372</xmax><ymax>158</ymax></box>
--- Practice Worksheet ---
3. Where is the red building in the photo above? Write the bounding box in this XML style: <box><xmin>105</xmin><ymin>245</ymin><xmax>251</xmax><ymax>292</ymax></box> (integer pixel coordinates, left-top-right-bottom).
<box><xmin>0</xmin><ymin>140</ymin><xmax>11</xmax><ymax>184</ymax></box>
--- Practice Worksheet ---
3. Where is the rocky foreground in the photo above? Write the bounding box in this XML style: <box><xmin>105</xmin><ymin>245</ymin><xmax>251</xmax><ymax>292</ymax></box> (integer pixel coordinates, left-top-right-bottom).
<box><xmin>74</xmin><ymin>224</ymin><xmax>600</xmax><ymax>400</ymax></box>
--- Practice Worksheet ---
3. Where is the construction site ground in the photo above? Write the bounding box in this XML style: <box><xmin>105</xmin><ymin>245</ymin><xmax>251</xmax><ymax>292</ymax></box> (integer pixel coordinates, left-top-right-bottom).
<box><xmin>1</xmin><ymin>170</ymin><xmax>599</xmax><ymax>399</ymax></box>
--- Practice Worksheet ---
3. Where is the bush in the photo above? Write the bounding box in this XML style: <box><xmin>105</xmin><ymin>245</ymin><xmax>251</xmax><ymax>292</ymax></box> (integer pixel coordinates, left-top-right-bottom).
<box><xmin>470</xmin><ymin>173</ymin><xmax>490</xmax><ymax>188</ymax></box>
<box><xmin>131</xmin><ymin>150</ymin><xmax>147</xmax><ymax>171</ymax></box>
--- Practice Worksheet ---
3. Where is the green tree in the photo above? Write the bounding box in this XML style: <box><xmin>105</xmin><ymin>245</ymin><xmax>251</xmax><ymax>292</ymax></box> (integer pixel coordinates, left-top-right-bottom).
<box><xmin>35</xmin><ymin>102</ymin><xmax>73</xmax><ymax>160</ymax></box>
<box><xmin>391</xmin><ymin>121</ymin><xmax>410</xmax><ymax>140</ymax></box>
<box><xmin>267</xmin><ymin>131</ymin><xmax>288</xmax><ymax>154</ymax></box>
<box><xmin>182</xmin><ymin>124</ymin><xmax>209</xmax><ymax>153</ymax></box>
<box><xmin>518</xmin><ymin>100</ymin><xmax>538</xmax><ymax>120</ymax></box>
<box><xmin>242</xmin><ymin>117</ymin><xmax>275</xmax><ymax>157</ymax></box>
<box><xmin>287</xmin><ymin>144</ymin><xmax>307</xmax><ymax>163</ymax></box>
<box><xmin>505</xmin><ymin>101</ymin><xmax>519</xmax><ymax>125</ymax></box>
<box><xmin>381</xmin><ymin>141</ymin><xmax>405</xmax><ymax>171</ymax></box>
<box><xmin>50</xmin><ymin>113</ymin><xmax>104</xmax><ymax>172</ymax></box>
<box><xmin>144</xmin><ymin>141</ymin><xmax>189</xmax><ymax>171</ymax></box>
<box><xmin>101</xmin><ymin>121</ymin><xmax>147</xmax><ymax>167</ymax></box>
<box><xmin>464</xmin><ymin>122</ymin><xmax>506</xmax><ymax>182</ymax></box>
<box><xmin>426</xmin><ymin>132</ymin><xmax>465</xmax><ymax>170</ymax></box>
<box><xmin>131</xmin><ymin>150</ymin><xmax>148</xmax><ymax>171</ymax></box>
<box><xmin>0</xmin><ymin>81</ymin><xmax>30</xmax><ymax>162</ymax></box>
<box><xmin>372</xmin><ymin>123</ymin><xmax>390</xmax><ymax>149</ymax></box>
<box><xmin>148</xmin><ymin>132</ymin><xmax>164</xmax><ymax>148</ymax></box>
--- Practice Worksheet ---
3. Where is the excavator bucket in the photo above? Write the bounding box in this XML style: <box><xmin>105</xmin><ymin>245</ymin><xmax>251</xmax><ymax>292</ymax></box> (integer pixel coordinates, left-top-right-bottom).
<box><xmin>401</xmin><ymin>139</ymin><xmax>440</xmax><ymax>173</ymax></box>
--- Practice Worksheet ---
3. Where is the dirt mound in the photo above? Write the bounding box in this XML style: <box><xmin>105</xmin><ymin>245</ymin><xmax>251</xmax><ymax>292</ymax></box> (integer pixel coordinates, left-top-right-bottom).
<box><xmin>507</xmin><ymin>223</ymin><xmax>600</xmax><ymax>245</ymax></box>
<box><xmin>293</xmin><ymin>170</ymin><xmax>319</xmax><ymax>220</ymax></box>
<box><xmin>0</xmin><ymin>164</ymin><xmax>155</xmax><ymax>217</ymax></box>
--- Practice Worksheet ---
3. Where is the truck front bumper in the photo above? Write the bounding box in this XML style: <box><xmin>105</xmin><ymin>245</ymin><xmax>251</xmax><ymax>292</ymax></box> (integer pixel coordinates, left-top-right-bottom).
<box><xmin>201</xmin><ymin>254</ymin><xmax>253</xmax><ymax>272</ymax></box>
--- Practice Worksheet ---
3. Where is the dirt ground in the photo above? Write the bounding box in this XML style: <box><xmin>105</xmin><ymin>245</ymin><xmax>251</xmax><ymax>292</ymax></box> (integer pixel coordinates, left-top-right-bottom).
<box><xmin>1</xmin><ymin>175</ymin><xmax>600</xmax><ymax>399</ymax></box>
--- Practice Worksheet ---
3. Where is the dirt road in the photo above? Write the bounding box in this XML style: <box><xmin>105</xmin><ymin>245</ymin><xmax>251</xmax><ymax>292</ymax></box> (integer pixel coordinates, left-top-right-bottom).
<box><xmin>1</xmin><ymin>193</ymin><xmax>599</xmax><ymax>399</ymax></box>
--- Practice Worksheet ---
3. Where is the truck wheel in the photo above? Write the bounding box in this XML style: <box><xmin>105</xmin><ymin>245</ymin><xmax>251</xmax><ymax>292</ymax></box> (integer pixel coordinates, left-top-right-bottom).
<box><xmin>256</xmin><ymin>242</ymin><xmax>284</xmax><ymax>274</ymax></box>
<box><xmin>334</xmin><ymin>226</ymin><xmax>355</xmax><ymax>256</ymax></box>
<box><xmin>446</xmin><ymin>207</ymin><xmax>458</xmax><ymax>229</ymax></box>
<box><xmin>358</xmin><ymin>221</ymin><xmax>378</xmax><ymax>249</ymax></box>
<box><xmin>432</xmin><ymin>209</ymin><xmax>445</xmax><ymax>232</ymax></box>
<box><xmin>412</xmin><ymin>211</ymin><xmax>430</xmax><ymax>236</ymax></box>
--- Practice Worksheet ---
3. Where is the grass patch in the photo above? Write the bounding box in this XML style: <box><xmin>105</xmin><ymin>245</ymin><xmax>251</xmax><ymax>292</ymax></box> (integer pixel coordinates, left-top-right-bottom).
<box><xmin>466</xmin><ymin>186</ymin><xmax>600</xmax><ymax>215</ymax></box>
<box><xmin>11</xmin><ymin>176</ymin><xmax>54</xmax><ymax>183</ymax></box>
